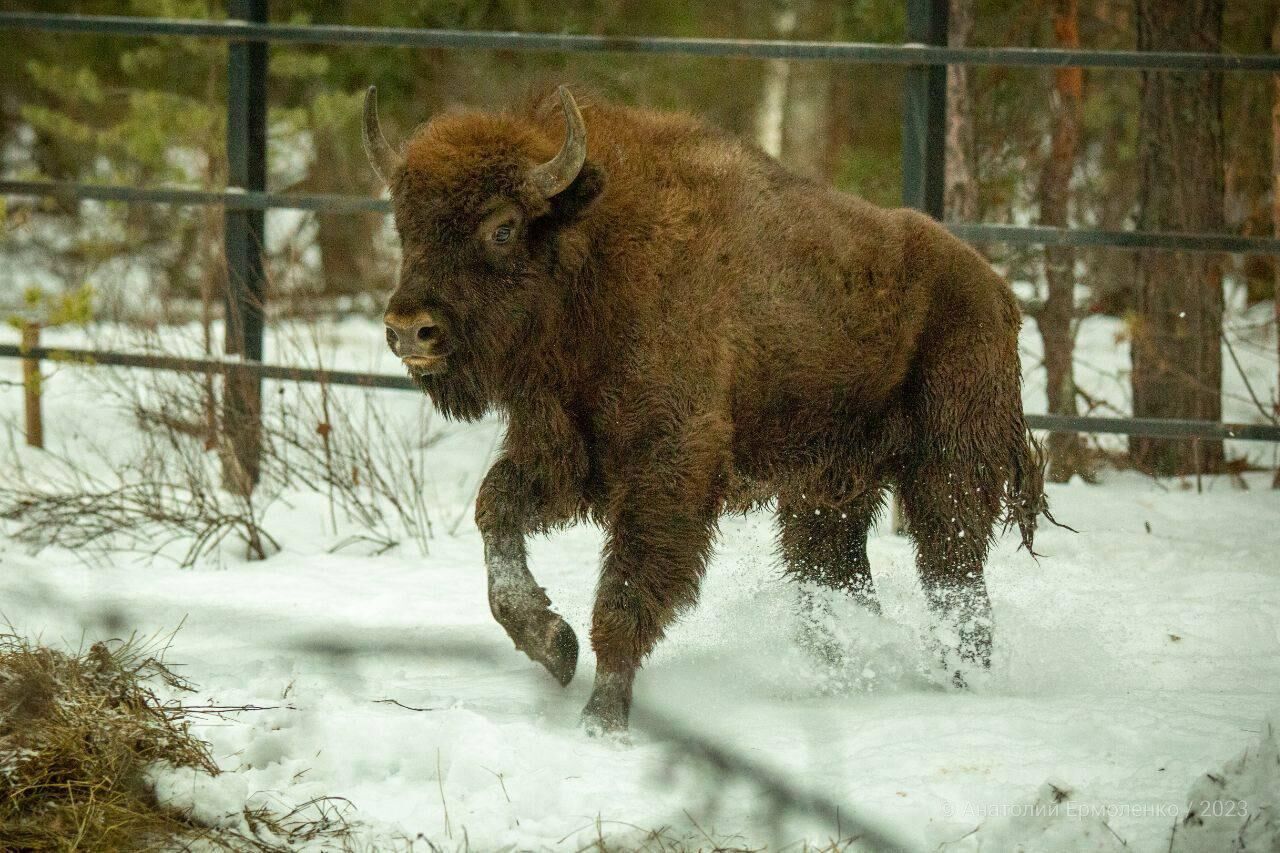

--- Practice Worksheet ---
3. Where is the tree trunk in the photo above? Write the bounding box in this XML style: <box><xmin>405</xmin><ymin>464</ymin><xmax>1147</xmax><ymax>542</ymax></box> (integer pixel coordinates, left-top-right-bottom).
<box><xmin>944</xmin><ymin>0</ymin><xmax>977</xmax><ymax>223</ymax></box>
<box><xmin>1037</xmin><ymin>0</ymin><xmax>1090</xmax><ymax>482</ymax></box>
<box><xmin>1130</xmin><ymin>0</ymin><xmax>1225</xmax><ymax>476</ymax></box>
<box><xmin>755</xmin><ymin>5</ymin><xmax>795</xmax><ymax>159</ymax></box>
<box><xmin>1273</xmin><ymin>11</ymin><xmax>1280</xmax><ymax>489</ymax></box>
<box><xmin>310</xmin><ymin>122</ymin><xmax>380</xmax><ymax>300</ymax></box>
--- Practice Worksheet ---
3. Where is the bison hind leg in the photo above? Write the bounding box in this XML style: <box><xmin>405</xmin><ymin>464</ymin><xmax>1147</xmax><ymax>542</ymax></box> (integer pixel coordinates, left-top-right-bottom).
<box><xmin>777</xmin><ymin>484</ymin><xmax>886</xmax><ymax>609</ymax></box>
<box><xmin>898</xmin><ymin>458</ymin><xmax>1001</xmax><ymax>686</ymax></box>
<box><xmin>777</xmin><ymin>484</ymin><xmax>886</xmax><ymax>667</ymax></box>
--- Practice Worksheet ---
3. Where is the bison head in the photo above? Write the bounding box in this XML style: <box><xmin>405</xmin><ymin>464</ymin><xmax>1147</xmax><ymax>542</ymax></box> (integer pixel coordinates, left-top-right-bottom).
<box><xmin>365</xmin><ymin>85</ymin><xmax>603</xmax><ymax>421</ymax></box>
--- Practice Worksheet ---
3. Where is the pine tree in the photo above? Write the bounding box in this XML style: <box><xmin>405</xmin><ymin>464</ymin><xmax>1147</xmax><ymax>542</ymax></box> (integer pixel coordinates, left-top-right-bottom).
<box><xmin>1130</xmin><ymin>0</ymin><xmax>1226</xmax><ymax>475</ymax></box>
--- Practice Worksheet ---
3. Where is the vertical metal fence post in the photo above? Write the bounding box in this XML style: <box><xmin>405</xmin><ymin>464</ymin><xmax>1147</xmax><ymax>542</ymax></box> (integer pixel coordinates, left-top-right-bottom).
<box><xmin>223</xmin><ymin>0</ymin><xmax>268</xmax><ymax>494</ymax></box>
<box><xmin>893</xmin><ymin>0</ymin><xmax>948</xmax><ymax>533</ymax></box>
<box><xmin>901</xmin><ymin>0</ymin><xmax>948</xmax><ymax>218</ymax></box>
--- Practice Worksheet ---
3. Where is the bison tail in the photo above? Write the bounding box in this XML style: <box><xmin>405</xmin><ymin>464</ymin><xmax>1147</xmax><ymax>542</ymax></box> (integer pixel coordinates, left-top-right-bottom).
<box><xmin>1004</xmin><ymin>424</ymin><xmax>1062</xmax><ymax>556</ymax></box>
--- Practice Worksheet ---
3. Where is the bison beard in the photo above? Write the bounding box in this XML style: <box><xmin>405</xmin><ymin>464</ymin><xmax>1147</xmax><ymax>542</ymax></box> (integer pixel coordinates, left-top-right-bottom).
<box><xmin>411</xmin><ymin>364</ymin><xmax>489</xmax><ymax>423</ymax></box>
<box><xmin>367</xmin><ymin>85</ymin><xmax>1052</xmax><ymax>735</ymax></box>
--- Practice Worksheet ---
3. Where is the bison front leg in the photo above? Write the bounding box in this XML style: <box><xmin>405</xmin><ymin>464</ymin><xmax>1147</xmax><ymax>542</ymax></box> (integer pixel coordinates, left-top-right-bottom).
<box><xmin>476</xmin><ymin>458</ymin><xmax>579</xmax><ymax>686</ymax></box>
<box><xmin>583</xmin><ymin>501</ymin><xmax>716</xmax><ymax>735</ymax></box>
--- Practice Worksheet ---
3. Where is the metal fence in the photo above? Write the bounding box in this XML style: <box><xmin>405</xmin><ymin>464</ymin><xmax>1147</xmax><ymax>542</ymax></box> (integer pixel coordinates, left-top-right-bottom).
<box><xmin>3</xmin><ymin>2</ymin><xmax>1280</xmax><ymax>477</ymax></box>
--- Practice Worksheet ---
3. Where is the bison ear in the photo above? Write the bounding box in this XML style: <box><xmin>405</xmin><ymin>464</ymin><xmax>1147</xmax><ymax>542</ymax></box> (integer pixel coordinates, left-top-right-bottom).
<box><xmin>543</xmin><ymin>160</ymin><xmax>605</xmax><ymax>224</ymax></box>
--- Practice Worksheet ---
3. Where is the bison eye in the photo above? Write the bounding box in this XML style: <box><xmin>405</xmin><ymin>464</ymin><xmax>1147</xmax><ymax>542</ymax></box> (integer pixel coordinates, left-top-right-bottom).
<box><xmin>492</xmin><ymin>224</ymin><xmax>513</xmax><ymax>245</ymax></box>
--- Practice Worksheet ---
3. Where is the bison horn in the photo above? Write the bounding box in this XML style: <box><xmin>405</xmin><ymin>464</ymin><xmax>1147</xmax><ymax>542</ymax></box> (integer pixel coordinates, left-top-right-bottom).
<box><xmin>362</xmin><ymin>86</ymin><xmax>402</xmax><ymax>186</ymax></box>
<box><xmin>527</xmin><ymin>86</ymin><xmax>587</xmax><ymax>199</ymax></box>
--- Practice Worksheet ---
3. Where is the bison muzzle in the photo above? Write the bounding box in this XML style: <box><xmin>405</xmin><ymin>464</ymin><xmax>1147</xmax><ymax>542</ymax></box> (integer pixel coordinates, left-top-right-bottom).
<box><xmin>364</xmin><ymin>84</ymin><xmax>1049</xmax><ymax>735</ymax></box>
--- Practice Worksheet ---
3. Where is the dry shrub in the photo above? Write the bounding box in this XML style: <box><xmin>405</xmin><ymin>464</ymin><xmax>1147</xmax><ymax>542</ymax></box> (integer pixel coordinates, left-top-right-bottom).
<box><xmin>0</xmin><ymin>416</ymin><xmax>278</xmax><ymax>568</ymax></box>
<box><xmin>264</xmin><ymin>379</ymin><xmax>438</xmax><ymax>556</ymax></box>
<box><xmin>112</xmin><ymin>345</ymin><xmax>439</xmax><ymax>558</ymax></box>
<box><xmin>2</xmin><ymin>321</ymin><xmax>441</xmax><ymax>567</ymax></box>
<box><xmin>0</xmin><ymin>634</ymin><xmax>356</xmax><ymax>851</ymax></box>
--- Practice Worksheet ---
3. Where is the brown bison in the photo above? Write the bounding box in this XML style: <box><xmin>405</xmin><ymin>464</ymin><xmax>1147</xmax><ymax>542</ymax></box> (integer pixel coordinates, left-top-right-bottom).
<box><xmin>365</xmin><ymin>84</ymin><xmax>1047</xmax><ymax>734</ymax></box>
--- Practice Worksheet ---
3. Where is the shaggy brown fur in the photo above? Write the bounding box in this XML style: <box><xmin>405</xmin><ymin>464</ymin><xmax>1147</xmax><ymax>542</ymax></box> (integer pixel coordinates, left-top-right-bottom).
<box><xmin>371</xmin><ymin>86</ymin><xmax>1048</xmax><ymax>733</ymax></box>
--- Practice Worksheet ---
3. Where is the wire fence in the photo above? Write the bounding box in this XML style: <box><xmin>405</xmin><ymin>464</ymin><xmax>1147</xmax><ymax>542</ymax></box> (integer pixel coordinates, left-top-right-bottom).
<box><xmin>2</xmin><ymin>4</ymin><xmax>1279</xmax><ymax>457</ymax></box>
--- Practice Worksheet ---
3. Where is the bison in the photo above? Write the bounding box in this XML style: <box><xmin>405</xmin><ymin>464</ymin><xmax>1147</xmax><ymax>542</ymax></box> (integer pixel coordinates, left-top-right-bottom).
<box><xmin>365</xmin><ymin>84</ymin><xmax>1048</xmax><ymax>734</ymax></box>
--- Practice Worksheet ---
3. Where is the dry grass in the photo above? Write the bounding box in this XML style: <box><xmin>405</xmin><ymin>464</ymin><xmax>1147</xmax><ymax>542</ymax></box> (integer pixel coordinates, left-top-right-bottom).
<box><xmin>0</xmin><ymin>633</ymin><xmax>356</xmax><ymax>852</ymax></box>
<box><xmin>0</xmin><ymin>631</ymin><xmax>215</xmax><ymax>850</ymax></box>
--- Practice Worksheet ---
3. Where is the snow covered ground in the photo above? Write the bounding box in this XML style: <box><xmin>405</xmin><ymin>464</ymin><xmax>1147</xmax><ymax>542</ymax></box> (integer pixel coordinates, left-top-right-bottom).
<box><xmin>1</xmin><ymin>312</ymin><xmax>1278</xmax><ymax>851</ymax></box>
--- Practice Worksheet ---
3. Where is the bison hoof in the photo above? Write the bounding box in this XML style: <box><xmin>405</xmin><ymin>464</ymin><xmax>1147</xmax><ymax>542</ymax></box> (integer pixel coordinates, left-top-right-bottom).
<box><xmin>581</xmin><ymin>709</ymin><xmax>630</xmax><ymax>741</ymax></box>
<box><xmin>517</xmin><ymin>613</ymin><xmax>578</xmax><ymax>687</ymax></box>
<box><xmin>580</xmin><ymin>668</ymin><xmax>634</xmax><ymax>737</ymax></box>
<box><xmin>580</xmin><ymin>695</ymin><xmax>630</xmax><ymax>738</ymax></box>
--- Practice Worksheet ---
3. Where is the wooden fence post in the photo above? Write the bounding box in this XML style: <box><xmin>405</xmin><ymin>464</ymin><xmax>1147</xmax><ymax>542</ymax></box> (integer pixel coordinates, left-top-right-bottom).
<box><xmin>21</xmin><ymin>321</ymin><xmax>43</xmax><ymax>449</ymax></box>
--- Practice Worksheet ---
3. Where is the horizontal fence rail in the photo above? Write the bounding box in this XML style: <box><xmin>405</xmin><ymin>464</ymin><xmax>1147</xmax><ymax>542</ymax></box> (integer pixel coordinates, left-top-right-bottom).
<box><xmin>3</xmin><ymin>11</ymin><xmax>1279</xmax><ymax>72</ymax></box>
<box><xmin>4</xmin><ymin>343</ymin><xmax>1278</xmax><ymax>443</ymax></box>
<box><xmin>0</xmin><ymin>344</ymin><xmax>414</xmax><ymax>391</ymax></box>
<box><xmin>7</xmin><ymin>180</ymin><xmax>1279</xmax><ymax>255</ymax></box>
<box><xmin>1021</xmin><ymin>414</ymin><xmax>1280</xmax><ymax>443</ymax></box>
<box><xmin>0</xmin><ymin>179</ymin><xmax>389</xmax><ymax>214</ymax></box>
<box><xmin>945</xmin><ymin>222</ymin><xmax>1280</xmax><ymax>256</ymax></box>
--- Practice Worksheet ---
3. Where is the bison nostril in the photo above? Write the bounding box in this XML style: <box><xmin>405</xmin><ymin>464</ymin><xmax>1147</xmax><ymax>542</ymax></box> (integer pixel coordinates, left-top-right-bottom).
<box><xmin>385</xmin><ymin>312</ymin><xmax>439</xmax><ymax>354</ymax></box>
